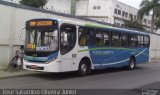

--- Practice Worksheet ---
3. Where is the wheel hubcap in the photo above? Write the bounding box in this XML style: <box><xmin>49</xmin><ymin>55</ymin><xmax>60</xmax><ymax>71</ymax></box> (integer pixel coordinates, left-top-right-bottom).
<box><xmin>130</xmin><ymin>60</ymin><xmax>135</xmax><ymax>69</ymax></box>
<box><xmin>81</xmin><ymin>64</ymin><xmax>87</xmax><ymax>72</ymax></box>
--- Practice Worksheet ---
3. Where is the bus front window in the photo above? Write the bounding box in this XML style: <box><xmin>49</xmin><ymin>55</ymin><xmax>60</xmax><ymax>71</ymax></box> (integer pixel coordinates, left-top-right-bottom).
<box><xmin>25</xmin><ymin>29</ymin><xmax>58</xmax><ymax>57</ymax></box>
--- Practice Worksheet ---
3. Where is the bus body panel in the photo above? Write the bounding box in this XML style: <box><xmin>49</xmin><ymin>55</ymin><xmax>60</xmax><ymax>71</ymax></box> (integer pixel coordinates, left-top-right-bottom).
<box><xmin>88</xmin><ymin>47</ymin><xmax>149</xmax><ymax>69</ymax></box>
<box><xmin>77</xmin><ymin>46</ymin><xmax>94</xmax><ymax>69</ymax></box>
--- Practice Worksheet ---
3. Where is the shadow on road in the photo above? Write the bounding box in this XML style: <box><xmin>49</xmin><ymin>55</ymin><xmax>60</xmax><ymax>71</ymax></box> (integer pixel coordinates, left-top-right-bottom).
<box><xmin>138</xmin><ymin>82</ymin><xmax>160</xmax><ymax>89</ymax></box>
<box><xmin>29</xmin><ymin>66</ymin><xmax>145</xmax><ymax>80</ymax></box>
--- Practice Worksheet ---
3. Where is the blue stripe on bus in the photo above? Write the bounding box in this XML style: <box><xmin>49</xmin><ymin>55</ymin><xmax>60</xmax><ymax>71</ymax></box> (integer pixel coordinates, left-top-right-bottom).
<box><xmin>79</xmin><ymin>47</ymin><xmax>149</xmax><ymax>69</ymax></box>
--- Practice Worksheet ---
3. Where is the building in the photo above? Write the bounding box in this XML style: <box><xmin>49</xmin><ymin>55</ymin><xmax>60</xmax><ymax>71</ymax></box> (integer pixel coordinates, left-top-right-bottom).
<box><xmin>44</xmin><ymin>0</ymin><xmax>72</xmax><ymax>14</ymax></box>
<box><xmin>75</xmin><ymin>0</ymin><xmax>152</xmax><ymax>31</ymax></box>
<box><xmin>2</xmin><ymin>0</ymin><xmax>153</xmax><ymax>31</ymax></box>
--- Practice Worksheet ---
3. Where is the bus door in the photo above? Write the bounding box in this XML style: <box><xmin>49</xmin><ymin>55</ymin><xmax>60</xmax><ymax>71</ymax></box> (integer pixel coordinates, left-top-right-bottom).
<box><xmin>60</xmin><ymin>24</ymin><xmax>77</xmax><ymax>72</ymax></box>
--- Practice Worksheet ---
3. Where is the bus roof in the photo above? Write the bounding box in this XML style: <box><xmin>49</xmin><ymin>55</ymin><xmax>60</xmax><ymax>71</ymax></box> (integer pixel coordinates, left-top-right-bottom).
<box><xmin>27</xmin><ymin>18</ymin><xmax>150</xmax><ymax>36</ymax></box>
<box><xmin>85</xmin><ymin>23</ymin><xmax>149</xmax><ymax>36</ymax></box>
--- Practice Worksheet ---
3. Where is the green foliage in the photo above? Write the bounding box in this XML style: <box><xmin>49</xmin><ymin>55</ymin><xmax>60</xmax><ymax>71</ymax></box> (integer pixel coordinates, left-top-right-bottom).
<box><xmin>124</xmin><ymin>20</ymin><xmax>145</xmax><ymax>31</ymax></box>
<box><xmin>155</xmin><ymin>17</ymin><xmax>160</xmax><ymax>29</ymax></box>
<box><xmin>20</xmin><ymin>0</ymin><xmax>47</xmax><ymax>8</ymax></box>
<box><xmin>137</xmin><ymin>0</ymin><xmax>160</xmax><ymax>32</ymax></box>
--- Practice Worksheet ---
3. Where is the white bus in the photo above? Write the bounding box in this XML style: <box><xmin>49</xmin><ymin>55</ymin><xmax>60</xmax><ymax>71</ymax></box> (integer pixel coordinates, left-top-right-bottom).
<box><xmin>23</xmin><ymin>18</ymin><xmax>150</xmax><ymax>76</ymax></box>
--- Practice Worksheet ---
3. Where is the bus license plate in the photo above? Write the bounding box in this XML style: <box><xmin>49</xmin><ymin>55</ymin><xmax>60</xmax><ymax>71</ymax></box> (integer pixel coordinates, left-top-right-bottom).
<box><xmin>31</xmin><ymin>65</ymin><xmax>37</xmax><ymax>69</ymax></box>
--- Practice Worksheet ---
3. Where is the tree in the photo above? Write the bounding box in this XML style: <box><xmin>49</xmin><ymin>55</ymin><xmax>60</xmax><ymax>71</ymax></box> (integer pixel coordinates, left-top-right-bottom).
<box><xmin>20</xmin><ymin>0</ymin><xmax>48</xmax><ymax>8</ymax></box>
<box><xmin>155</xmin><ymin>17</ymin><xmax>160</xmax><ymax>29</ymax></box>
<box><xmin>124</xmin><ymin>20</ymin><xmax>145</xmax><ymax>31</ymax></box>
<box><xmin>137</xmin><ymin>0</ymin><xmax>160</xmax><ymax>32</ymax></box>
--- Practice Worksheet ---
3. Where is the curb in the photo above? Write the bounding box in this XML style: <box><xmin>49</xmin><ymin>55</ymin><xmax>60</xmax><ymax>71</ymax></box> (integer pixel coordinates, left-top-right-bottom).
<box><xmin>150</xmin><ymin>60</ymin><xmax>160</xmax><ymax>64</ymax></box>
<box><xmin>0</xmin><ymin>70</ymin><xmax>41</xmax><ymax>79</ymax></box>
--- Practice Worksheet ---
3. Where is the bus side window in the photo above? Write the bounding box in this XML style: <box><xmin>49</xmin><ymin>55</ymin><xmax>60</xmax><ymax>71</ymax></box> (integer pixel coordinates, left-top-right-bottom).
<box><xmin>129</xmin><ymin>35</ymin><xmax>137</xmax><ymax>47</ymax></box>
<box><xmin>95</xmin><ymin>29</ymin><xmax>104</xmax><ymax>46</ymax></box>
<box><xmin>111</xmin><ymin>32</ymin><xmax>119</xmax><ymax>47</ymax></box>
<box><xmin>79</xmin><ymin>27</ymin><xmax>89</xmax><ymax>46</ymax></box>
<box><xmin>103</xmin><ymin>30</ymin><xmax>110</xmax><ymax>46</ymax></box>
<box><xmin>121</xmin><ymin>34</ymin><xmax>128</xmax><ymax>47</ymax></box>
<box><xmin>138</xmin><ymin>35</ymin><xmax>144</xmax><ymax>47</ymax></box>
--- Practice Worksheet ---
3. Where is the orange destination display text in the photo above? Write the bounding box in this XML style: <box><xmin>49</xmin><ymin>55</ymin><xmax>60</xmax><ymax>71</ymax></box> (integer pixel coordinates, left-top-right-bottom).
<box><xmin>29</xmin><ymin>21</ymin><xmax>53</xmax><ymax>26</ymax></box>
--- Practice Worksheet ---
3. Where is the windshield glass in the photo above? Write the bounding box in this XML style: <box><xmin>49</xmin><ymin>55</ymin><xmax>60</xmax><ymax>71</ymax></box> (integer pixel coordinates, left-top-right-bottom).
<box><xmin>25</xmin><ymin>29</ymin><xmax>58</xmax><ymax>52</ymax></box>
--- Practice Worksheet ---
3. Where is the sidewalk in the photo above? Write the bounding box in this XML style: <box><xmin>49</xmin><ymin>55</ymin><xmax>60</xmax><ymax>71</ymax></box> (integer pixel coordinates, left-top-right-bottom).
<box><xmin>0</xmin><ymin>68</ymin><xmax>40</xmax><ymax>79</ymax></box>
<box><xmin>0</xmin><ymin>59</ymin><xmax>160</xmax><ymax>79</ymax></box>
<box><xmin>150</xmin><ymin>58</ymin><xmax>160</xmax><ymax>63</ymax></box>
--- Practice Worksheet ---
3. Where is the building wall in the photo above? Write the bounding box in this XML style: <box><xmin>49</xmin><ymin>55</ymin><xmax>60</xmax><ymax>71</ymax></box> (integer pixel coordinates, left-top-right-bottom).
<box><xmin>2</xmin><ymin>0</ymin><xmax>72</xmax><ymax>14</ymax></box>
<box><xmin>87</xmin><ymin>0</ymin><xmax>112</xmax><ymax>17</ymax></box>
<box><xmin>44</xmin><ymin>0</ymin><xmax>71</xmax><ymax>14</ymax></box>
<box><xmin>76</xmin><ymin>0</ymin><xmax>89</xmax><ymax>16</ymax></box>
<box><xmin>76</xmin><ymin>0</ymin><xmax>152</xmax><ymax>31</ymax></box>
<box><xmin>150</xmin><ymin>33</ymin><xmax>160</xmax><ymax>59</ymax></box>
<box><xmin>76</xmin><ymin>0</ymin><xmax>113</xmax><ymax>23</ymax></box>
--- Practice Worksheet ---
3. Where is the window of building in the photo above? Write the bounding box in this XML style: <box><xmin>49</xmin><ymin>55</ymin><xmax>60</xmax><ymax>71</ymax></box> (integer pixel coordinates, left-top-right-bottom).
<box><xmin>116</xmin><ymin>23</ymin><xmax>120</xmax><ymax>26</ymax></box>
<box><xmin>125</xmin><ymin>12</ymin><xmax>128</xmax><ymax>17</ymax></box>
<box><xmin>93</xmin><ymin>6</ymin><xmax>97</xmax><ymax>9</ymax></box>
<box><xmin>122</xmin><ymin>11</ymin><xmax>125</xmax><ymax>16</ymax></box>
<box><xmin>114</xmin><ymin>9</ymin><xmax>118</xmax><ymax>14</ymax></box>
<box><xmin>144</xmin><ymin>19</ymin><xmax>147</xmax><ymax>24</ymax></box>
<box><xmin>118</xmin><ymin>10</ymin><xmax>121</xmax><ymax>15</ymax></box>
<box><xmin>129</xmin><ymin>14</ymin><xmax>133</xmax><ymax>21</ymax></box>
<box><xmin>97</xmin><ymin>6</ymin><xmax>101</xmax><ymax>9</ymax></box>
<box><xmin>93</xmin><ymin>6</ymin><xmax>101</xmax><ymax>10</ymax></box>
<box><xmin>121</xmin><ymin>24</ymin><xmax>124</xmax><ymax>27</ymax></box>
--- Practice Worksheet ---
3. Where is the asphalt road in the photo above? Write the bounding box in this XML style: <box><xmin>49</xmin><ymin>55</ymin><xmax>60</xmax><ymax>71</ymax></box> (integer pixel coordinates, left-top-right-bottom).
<box><xmin>0</xmin><ymin>62</ymin><xmax>160</xmax><ymax>89</ymax></box>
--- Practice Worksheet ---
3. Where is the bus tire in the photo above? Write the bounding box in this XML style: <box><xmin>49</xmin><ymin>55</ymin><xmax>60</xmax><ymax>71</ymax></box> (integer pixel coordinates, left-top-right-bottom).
<box><xmin>78</xmin><ymin>59</ymin><xmax>91</xmax><ymax>77</ymax></box>
<box><xmin>128</xmin><ymin>58</ymin><xmax>136</xmax><ymax>70</ymax></box>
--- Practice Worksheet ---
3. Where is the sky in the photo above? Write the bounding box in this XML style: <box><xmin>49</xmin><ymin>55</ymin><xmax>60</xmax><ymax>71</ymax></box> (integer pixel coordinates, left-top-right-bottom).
<box><xmin>117</xmin><ymin>0</ymin><xmax>142</xmax><ymax>9</ymax></box>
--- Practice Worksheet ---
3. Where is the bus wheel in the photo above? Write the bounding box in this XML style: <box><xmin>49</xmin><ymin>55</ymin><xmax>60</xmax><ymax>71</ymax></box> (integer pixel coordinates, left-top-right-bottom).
<box><xmin>78</xmin><ymin>60</ymin><xmax>91</xmax><ymax>77</ymax></box>
<box><xmin>128</xmin><ymin>58</ymin><xmax>136</xmax><ymax>70</ymax></box>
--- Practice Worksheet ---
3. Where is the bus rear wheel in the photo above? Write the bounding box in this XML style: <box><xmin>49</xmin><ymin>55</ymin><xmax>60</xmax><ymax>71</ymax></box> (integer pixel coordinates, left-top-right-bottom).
<box><xmin>128</xmin><ymin>58</ymin><xmax>136</xmax><ymax>70</ymax></box>
<box><xmin>78</xmin><ymin>59</ymin><xmax>91</xmax><ymax>77</ymax></box>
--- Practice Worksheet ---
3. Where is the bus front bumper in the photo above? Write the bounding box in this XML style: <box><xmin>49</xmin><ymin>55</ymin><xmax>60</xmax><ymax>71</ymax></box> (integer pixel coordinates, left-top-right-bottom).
<box><xmin>23</xmin><ymin>60</ymin><xmax>61</xmax><ymax>73</ymax></box>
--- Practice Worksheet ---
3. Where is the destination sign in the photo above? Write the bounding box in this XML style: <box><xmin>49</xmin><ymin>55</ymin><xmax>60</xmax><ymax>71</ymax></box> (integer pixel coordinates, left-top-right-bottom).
<box><xmin>26</xmin><ymin>19</ymin><xmax>58</xmax><ymax>29</ymax></box>
<box><xmin>29</xmin><ymin>21</ymin><xmax>53</xmax><ymax>27</ymax></box>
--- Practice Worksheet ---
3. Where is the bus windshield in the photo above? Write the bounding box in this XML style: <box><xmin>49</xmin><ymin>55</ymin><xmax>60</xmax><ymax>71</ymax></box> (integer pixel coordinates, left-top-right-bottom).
<box><xmin>25</xmin><ymin>29</ymin><xmax>58</xmax><ymax>53</ymax></box>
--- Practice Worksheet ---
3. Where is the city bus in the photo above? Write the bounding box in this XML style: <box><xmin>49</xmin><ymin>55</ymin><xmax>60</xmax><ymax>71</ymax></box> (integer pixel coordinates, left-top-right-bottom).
<box><xmin>23</xmin><ymin>18</ymin><xmax>150</xmax><ymax>76</ymax></box>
